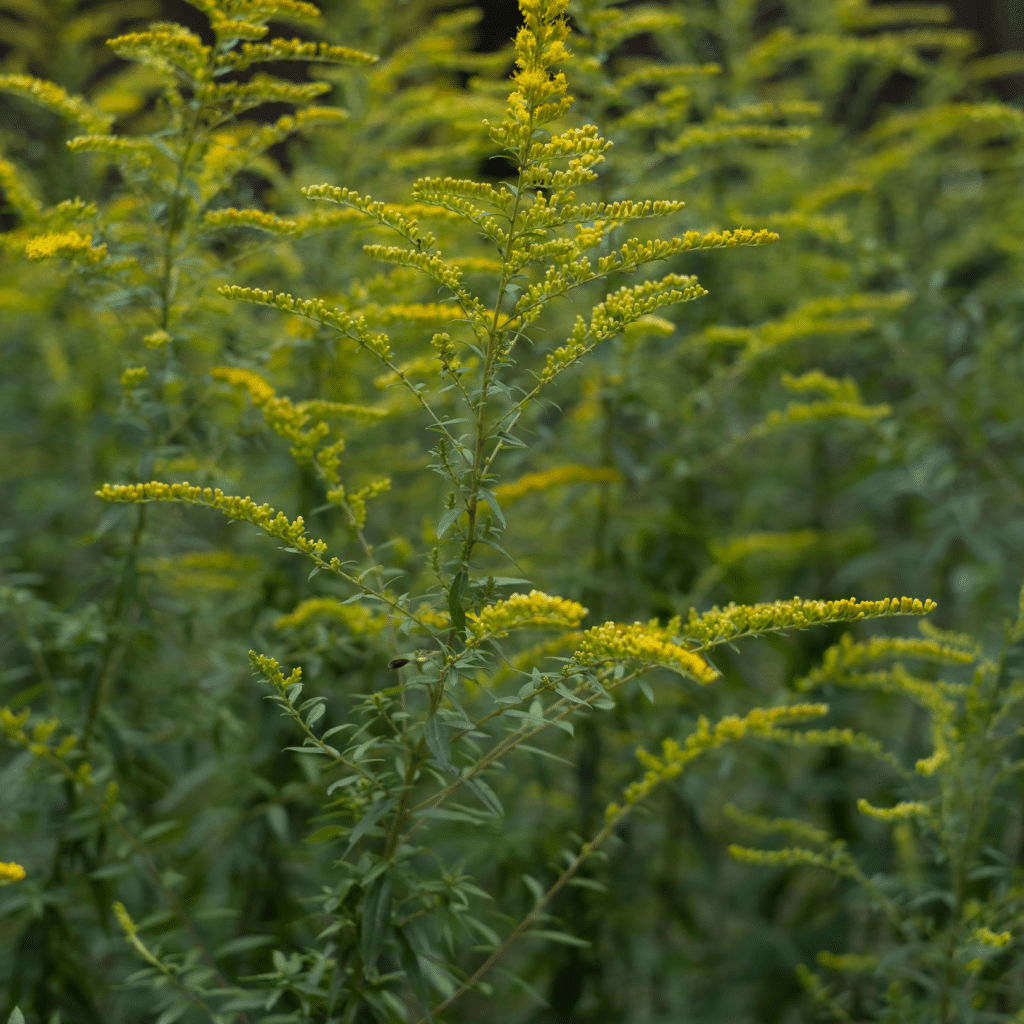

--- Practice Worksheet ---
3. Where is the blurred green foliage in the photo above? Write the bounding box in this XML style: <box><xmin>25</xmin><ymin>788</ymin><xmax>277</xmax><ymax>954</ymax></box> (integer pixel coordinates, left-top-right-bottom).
<box><xmin>2</xmin><ymin>0</ymin><xmax>1024</xmax><ymax>1021</ymax></box>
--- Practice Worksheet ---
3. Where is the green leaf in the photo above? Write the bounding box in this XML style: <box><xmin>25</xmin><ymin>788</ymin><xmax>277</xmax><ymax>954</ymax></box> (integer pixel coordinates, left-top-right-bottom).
<box><xmin>361</xmin><ymin>871</ymin><xmax>392</xmax><ymax>977</ymax></box>
<box><xmin>305</xmin><ymin>825</ymin><xmax>345</xmax><ymax>844</ymax></box>
<box><xmin>462</xmin><ymin>775</ymin><xmax>504</xmax><ymax>816</ymax></box>
<box><xmin>436</xmin><ymin>507</ymin><xmax>463</xmax><ymax>538</ymax></box>
<box><xmin>7</xmin><ymin>1009</ymin><xmax>25</xmax><ymax>1024</ymax></box>
<box><xmin>495</xmin><ymin>430</ymin><xmax>527</xmax><ymax>447</ymax></box>
<box><xmin>347</xmin><ymin>798</ymin><xmax>392</xmax><ymax>851</ymax></box>
<box><xmin>447</xmin><ymin>569</ymin><xmax>468</xmax><ymax>634</ymax></box>
<box><xmin>478</xmin><ymin>487</ymin><xmax>506</xmax><ymax>527</ymax></box>
<box><xmin>154</xmin><ymin>1006</ymin><xmax>188</xmax><ymax>1024</ymax></box>
<box><xmin>396</xmin><ymin>926</ymin><xmax>434</xmax><ymax>1021</ymax></box>
<box><xmin>424</xmin><ymin>714</ymin><xmax>453</xmax><ymax>772</ymax></box>
<box><xmin>524</xmin><ymin>929</ymin><xmax>591</xmax><ymax>948</ymax></box>
<box><xmin>213</xmin><ymin>934</ymin><xmax>276</xmax><ymax>957</ymax></box>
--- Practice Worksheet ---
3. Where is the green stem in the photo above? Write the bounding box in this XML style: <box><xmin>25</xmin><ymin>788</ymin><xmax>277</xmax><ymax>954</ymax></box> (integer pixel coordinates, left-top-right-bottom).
<box><xmin>83</xmin><ymin>503</ymin><xmax>146</xmax><ymax>750</ymax></box>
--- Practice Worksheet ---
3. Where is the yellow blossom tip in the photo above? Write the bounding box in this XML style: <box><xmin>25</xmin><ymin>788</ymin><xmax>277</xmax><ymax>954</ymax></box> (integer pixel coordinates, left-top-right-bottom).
<box><xmin>0</xmin><ymin>862</ymin><xmax>26</xmax><ymax>884</ymax></box>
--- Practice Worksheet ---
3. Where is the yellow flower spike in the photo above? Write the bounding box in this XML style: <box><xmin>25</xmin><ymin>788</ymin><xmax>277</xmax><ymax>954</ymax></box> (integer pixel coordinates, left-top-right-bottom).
<box><xmin>142</xmin><ymin>330</ymin><xmax>171</xmax><ymax>350</ymax></box>
<box><xmin>857</xmin><ymin>799</ymin><xmax>930</xmax><ymax>821</ymax></box>
<box><xmin>915</xmin><ymin>749</ymin><xmax>949</xmax><ymax>775</ymax></box>
<box><xmin>55</xmin><ymin>735</ymin><xmax>77</xmax><ymax>758</ymax></box>
<box><xmin>683</xmin><ymin>596</ymin><xmax>937</xmax><ymax>649</ymax></box>
<box><xmin>468</xmin><ymin>591</ymin><xmax>587</xmax><ymax>641</ymax></box>
<box><xmin>25</xmin><ymin>230</ymin><xmax>106</xmax><ymax>264</ymax></box>
<box><xmin>974</xmin><ymin>927</ymin><xmax>1012</xmax><ymax>949</ymax></box>
<box><xmin>493</xmin><ymin>465</ymin><xmax>621</xmax><ymax>505</ymax></box>
<box><xmin>0</xmin><ymin>73</ymin><xmax>112</xmax><ymax>134</ymax></box>
<box><xmin>96</xmin><ymin>482</ymin><xmax>329</xmax><ymax>559</ymax></box>
<box><xmin>120</xmin><ymin>366</ymin><xmax>149</xmax><ymax>391</ymax></box>
<box><xmin>0</xmin><ymin>862</ymin><xmax>26</xmax><ymax>884</ymax></box>
<box><xmin>816</xmin><ymin>951</ymin><xmax>878</xmax><ymax>972</ymax></box>
<box><xmin>274</xmin><ymin>597</ymin><xmax>387</xmax><ymax>636</ymax></box>
<box><xmin>211</xmin><ymin>366</ymin><xmax>276</xmax><ymax>407</ymax></box>
<box><xmin>618</xmin><ymin>704</ymin><xmax>829</xmax><ymax>809</ymax></box>
<box><xmin>31</xmin><ymin>718</ymin><xmax>60</xmax><ymax>744</ymax></box>
<box><xmin>572</xmin><ymin>621</ymin><xmax>718</xmax><ymax>684</ymax></box>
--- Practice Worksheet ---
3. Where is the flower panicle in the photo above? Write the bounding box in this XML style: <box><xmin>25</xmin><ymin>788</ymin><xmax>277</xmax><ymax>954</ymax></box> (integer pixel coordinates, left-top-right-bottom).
<box><xmin>469</xmin><ymin>590</ymin><xmax>587</xmax><ymax>641</ymax></box>
<box><xmin>573</xmin><ymin>620</ymin><xmax>719</xmax><ymax>684</ymax></box>
<box><xmin>95</xmin><ymin>482</ymin><xmax>328</xmax><ymax>558</ymax></box>
<box><xmin>0</xmin><ymin>862</ymin><xmax>26</xmax><ymax>885</ymax></box>
<box><xmin>857</xmin><ymin>798</ymin><xmax>931</xmax><ymax>822</ymax></box>
<box><xmin>603</xmin><ymin>704</ymin><xmax>828</xmax><ymax>820</ymax></box>
<box><xmin>683</xmin><ymin>595</ymin><xmax>936</xmax><ymax>648</ymax></box>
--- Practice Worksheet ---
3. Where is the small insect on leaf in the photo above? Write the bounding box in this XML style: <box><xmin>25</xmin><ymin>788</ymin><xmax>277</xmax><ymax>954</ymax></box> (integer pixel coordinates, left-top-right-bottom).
<box><xmin>388</xmin><ymin>658</ymin><xmax>412</xmax><ymax>670</ymax></box>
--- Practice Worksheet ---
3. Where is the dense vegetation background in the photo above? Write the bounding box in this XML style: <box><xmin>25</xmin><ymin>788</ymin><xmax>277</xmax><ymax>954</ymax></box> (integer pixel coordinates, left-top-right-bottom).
<box><xmin>2</xmin><ymin>0</ymin><xmax>1024</xmax><ymax>1022</ymax></box>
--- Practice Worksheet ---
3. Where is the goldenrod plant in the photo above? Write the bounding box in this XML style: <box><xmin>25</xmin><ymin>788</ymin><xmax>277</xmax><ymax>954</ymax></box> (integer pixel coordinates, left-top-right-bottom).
<box><xmin>0</xmin><ymin>0</ymin><xmax>1020</xmax><ymax>1021</ymax></box>
<box><xmin>0</xmin><ymin>0</ymin><xmax>942</xmax><ymax>1019</ymax></box>
<box><xmin>728</xmin><ymin>594</ymin><xmax>1024</xmax><ymax>1022</ymax></box>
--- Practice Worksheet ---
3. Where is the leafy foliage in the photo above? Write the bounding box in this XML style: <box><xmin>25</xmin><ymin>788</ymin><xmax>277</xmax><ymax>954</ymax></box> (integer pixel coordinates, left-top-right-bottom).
<box><xmin>1</xmin><ymin>0</ymin><xmax>1023</xmax><ymax>1022</ymax></box>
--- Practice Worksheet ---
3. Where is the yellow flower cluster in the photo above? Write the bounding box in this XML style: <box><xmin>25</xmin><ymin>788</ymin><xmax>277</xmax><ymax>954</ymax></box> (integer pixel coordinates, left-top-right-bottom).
<box><xmin>66</xmin><ymin>135</ymin><xmax>155</xmax><ymax>167</ymax></box>
<box><xmin>668</xmin><ymin>122</ymin><xmax>811</xmax><ymax>151</ymax></box>
<box><xmin>493</xmin><ymin>464</ymin><xmax>621</xmax><ymax>505</ymax></box>
<box><xmin>212</xmin><ymin>367</ymin><xmax>348</xmax><ymax>463</ymax></box>
<box><xmin>607</xmin><ymin>704</ymin><xmax>828</xmax><ymax>816</ymax></box>
<box><xmin>0</xmin><ymin>862</ymin><xmax>26</xmax><ymax>885</ymax></box>
<box><xmin>144</xmin><ymin>550</ymin><xmax>259</xmax><ymax>592</ymax></box>
<box><xmin>218</xmin><ymin>286</ymin><xmax>378</xmax><ymax>348</ymax></box>
<box><xmin>782</xmin><ymin>369</ymin><xmax>861</xmax><ymax>402</ymax></box>
<box><xmin>0</xmin><ymin>158</ymin><xmax>41</xmax><ymax>218</ymax></box>
<box><xmin>216</xmin><ymin>39</ymin><xmax>377</xmax><ymax>73</ymax></box>
<box><xmin>1</xmin><ymin>707</ymin><xmax>89</xmax><ymax>784</ymax></box>
<box><xmin>249</xmin><ymin>652</ymin><xmax>302</xmax><ymax>695</ymax></box>
<box><xmin>857</xmin><ymin>798</ymin><xmax>930</xmax><ymax>821</ymax></box>
<box><xmin>108</xmin><ymin>27</ymin><xmax>211</xmax><ymax>77</ymax></box>
<box><xmin>25</xmin><ymin>230</ymin><xmax>106</xmax><ymax>264</ymax></box>
<box><xmin>361</xmin><ymin>245</ymin><xmax>464</xmax><ymax>298</ymax></box>
<box><xmin>539</xmin><ymin>317</ymin><xmax>592</xmax><ymax>384</ymax></box>
<box><xmin>205</xmin><ymin>208</ymin><xmax>298</xmax><ymax>234</ymax></box>
<box><xmin>274</xmin><ymin>597</ymin><xmax>387</xmax><ymax>636</ymax></box>
<box><xmin>413</xmin><ymin>177</ymin><xmax>510</xmax><ymax>208</ymax></box>
<box><xmin>798</xmin><ymin>634</ymin><xmax>975</xmax><ymax>694</ymax></box>
<box><xmin>337</xmin><ymin>478</ymin><xmax>391</xmax><ymax>528</ymax></box>
<box><xmin>95</xmin><ymin>482</ymin><xmax>328</xmax><ymax>558</ymax></box>
<box><xmin>572</xmin><ymin>621</ymin><xmax>719</xmax><ymax>684</ymax></box>
<box><xmin>710</xmin><ymin>529</ymin><xmax>822</xmax><ymax>567</ymax></box>
<box><xmin>746</xmin><ymin>398</ymin><xmax>891</xmax><ymax>440</ymax></box>
<box><xmin>723</xmin><ymin>803</ymin><xmax>831</xmax><ymax>845</ymax></box>
<box><xmin>202</xmin><ymin>75</ymin><xmax>330</xmax><ymax>113</ymax></box>
<box><xmin>211</xmin><ymin>365</ymin><xmax>276</xmax><ymax>406</ymax></box>
<box><xmin>727</xmin><ymin>843</ymin><xmax>856</xmax><ymax>874</ymax></box>
<box><xmin>590</xmin><ymin>274</ymin><xmax>707</xmax><ymax>343</ymax></box>
<box><xmin>915</xmin><ymin>747</ymin><xmax>949</xmax><ymax>776</ymax></box>
<box><xmin>297</xmin><ymin>399</ymin><xmax>386</xmax><ymax>422</ymax></box>
<box><xmin>302</xmin><ymin>185</ymin><xmax>435</xmax><ymax>249</ymax></box>
<box><xmin>816</xmin><ymin>951</ymin><xmax>877</xmax><ymax>972</ymax></box>
<box><xmin>974</xmin><ymin>927</ymin><xmax>1013</xmax><ymax>949</ymax></box>
<box><xmin>681</xmin><ymin>596</ymin><xmax>937</xmax><ymax>648</ymax></box>
<box><xmin>765</xmin><ymin>725</ymin><xmax>902</xmax><ymax>773</ymax></box>
<box><xmin>360</xmin><ymin>303</ymin><xmax>452</xmax><ymax>326</ymax></box>
<box><xmin>120</xmin><ymin>366</ymin><xmax>148</xmax><ymax>391</ymax></box>
<box><xmin>468</xmin><ymin>590</ymin><xmax>587</xmax><ymax>640</ymax></box>
<box><xmin>143</xmin><ymin>330</ymin><xmax>171</xmax><ymax>349</ymax></box>
<box><xmin>0</xmin><ymin>73</ymin><xmax>112</xmax><ymax>134</ymax></box>
<box><xmin>412</xmin><ymin>605</ymin><xmax>452</xmax><ymax>631</ymax></box>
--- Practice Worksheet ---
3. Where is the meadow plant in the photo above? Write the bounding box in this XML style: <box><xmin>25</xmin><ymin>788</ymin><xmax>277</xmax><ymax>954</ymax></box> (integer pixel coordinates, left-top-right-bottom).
<box><xmin>729</xmin><ymin>600</ymin><xmax>1024</xmax><ymax>1022</ymax></box>
<box><xmin>0</xmin><ymin>0</ymin><xmax>1018</xmax><ymax>1021</ymax></box>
